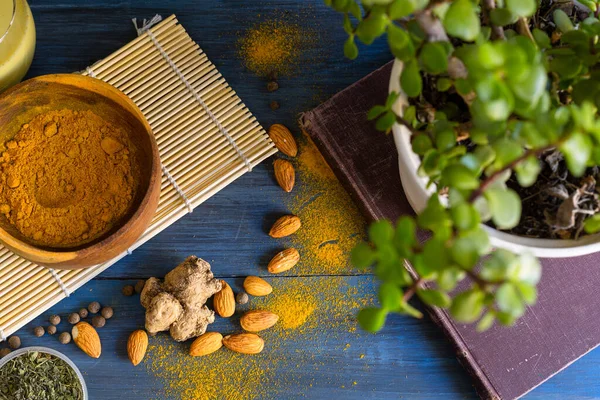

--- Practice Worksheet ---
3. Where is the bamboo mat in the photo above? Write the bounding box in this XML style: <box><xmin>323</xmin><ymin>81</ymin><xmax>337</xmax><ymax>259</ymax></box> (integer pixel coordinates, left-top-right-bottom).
<box><xmin>0</xmin><ymin>15</ymin><xmax>277</xmax><ymax>342</ymax></box>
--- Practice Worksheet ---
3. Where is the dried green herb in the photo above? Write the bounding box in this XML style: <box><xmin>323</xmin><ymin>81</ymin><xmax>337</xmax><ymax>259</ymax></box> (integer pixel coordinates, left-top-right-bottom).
<box><xmin>0</xmin><ymin>351</ymin><xmax>83</xmax><ymax>400</ymax></box>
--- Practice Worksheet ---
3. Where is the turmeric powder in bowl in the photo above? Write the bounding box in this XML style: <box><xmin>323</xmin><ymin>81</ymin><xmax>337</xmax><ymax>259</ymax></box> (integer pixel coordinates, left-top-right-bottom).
<box><xmin>0</xmin><ymin>108</ymin><xmax>141</xmax><ymax>248</ymax></box>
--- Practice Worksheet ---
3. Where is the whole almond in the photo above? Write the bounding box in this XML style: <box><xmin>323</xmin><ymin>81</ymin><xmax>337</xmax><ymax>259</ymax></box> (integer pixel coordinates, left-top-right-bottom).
<box><xmin>190</xmin><ymin>332</ymin><xmax>223</xmax><ymax>357</ymax></box>
<box><xmin>269</xmin><ymin>215</ymin><xmax>301</xmax><ymax>238</ymax></box>
<box><xmin>222</xmin><ymin>333</ymin><xmax>264</xmax><ymax>354</ymax></box>
<box><xmin>72</xmin><ymin>322</ymin><xmax>101</xmax><ymax>359</ymax></box>
<box><xmin>127</xmin><ymin>330</ymin><xmax>149</xmax><ymax>366</ymax></box>
<box><xmin>214</xmin><ymin>280</ymin><xmax>235</xmax><ymax>317</ymax></box>
<box><xmin>273</xmin><ymin>159</ymin><xmax>295</xmax><ymax>192</ymax></box>
<box><xmin>243</xmin><ymin>276</ymin><xmax>273</xmax><ymax>297</ymax></box>
<box><xmin>268</xmin><ymin>124</ymin><xmax>298</xmax><ymax>157</ymax></box>
<box><xmin>267</xmin><ymin>248</ymin><xmax>300</xmax><ymax>274</ymax></box>
<box><xmin>240</xmin><ymin>310</ymin><xmax>279</xmax><ymax>332</ymax></box>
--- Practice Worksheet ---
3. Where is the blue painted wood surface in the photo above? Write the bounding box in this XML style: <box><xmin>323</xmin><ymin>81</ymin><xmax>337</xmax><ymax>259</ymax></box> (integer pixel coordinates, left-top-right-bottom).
<box><xmin>4</xmin><ymin>0</ymin><xmax>597</xmax><ymax>398</ymax></box>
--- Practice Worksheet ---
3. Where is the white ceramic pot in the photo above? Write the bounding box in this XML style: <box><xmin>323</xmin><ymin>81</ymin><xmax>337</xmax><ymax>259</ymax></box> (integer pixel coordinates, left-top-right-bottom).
<box><xmin>389</xmin><ymin>59</ymin><xmax>600</xmax><ymax>258</ymax></box>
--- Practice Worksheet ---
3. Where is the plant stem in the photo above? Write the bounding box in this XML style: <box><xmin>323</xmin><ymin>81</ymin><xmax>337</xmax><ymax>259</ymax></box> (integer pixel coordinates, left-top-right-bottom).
<box><xmin>516</xmin><ymin>18</ymin><xmax>535</xmax><ymax>42</ymax></box>
<box><xmin>482</xmin><ymin>0</ymin><xmax>506</xmax><ymax>40</ymax></box>
<box><xmin>403</xmin><ymin>277</ymin><xmax>425</xmax><ymax>302</ymax></box>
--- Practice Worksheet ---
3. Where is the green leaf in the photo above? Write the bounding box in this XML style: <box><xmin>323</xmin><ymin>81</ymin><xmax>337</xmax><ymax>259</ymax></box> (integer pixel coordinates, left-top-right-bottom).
<box><xmin>477</xmin><ymin>312</ymin><xmax>496</xmax><ymax>332</ymax></box>
<box><xmin>394</xmin><ymin>216</ymin><xmax>417</xmax><ymax>248</ymax></box>
<box><xmin>450</xmin><ymin>289</ymin><xmax>485</xmax><ymax>323</ymax></box>
<box><xmin>553</xmin><ymin>9</ymin><xmax>574</xmax><ymax>33</ymax></box>
<box><xmin>532</xmin><ymin>28</ymin><xmax>551</xmax><ymax>49</ymax></box>
<box><xmin>375</xmin><ymin>110</ymin><xmax>397</xmax><ymax>132</ymax></box>
<box><xmin>385</xmin><ymin>92</ymin><xmax>400</xmax><ymax>108</ymax></box>
<box><xmin>515</xmin><ymin>156</ymin><xmax>541</xmax><ymax>187</ymax></box>
<box><xmin>379</xmin><ymin>282</ymin><xmax>404</xmax><ymax>310</ymax></box>
<box><xmin>435</xmin><ymin>129</ymin><xmax>456</xmax><ymax>152</ymax></box>
<box><xmin>344</xmin><ymin>35</ymin><xmax>359</xmax><ymax>59</ymax></box>
<box><xmin>492</xmin><ymin>138</ymin><xmax>523</xmax><ymax>168</ymax></box>
<box><xmin>343</xmin><ymin>14</ymin><xmax>353</xmax><ymax>34</ymax></box>
<box><xmin>584</xmin><ymin>214</ymin><xmax>600</xmax><ymax>233</ymax></box>
<box><xmin>387</xmin><ymin>24</ymin><xmax>415</xmax><ymax>61</ymax></box>
<box><xmin>356</xmin><ymin>12</ymin><xmax>389</xmax><ymax>44</ymax></box>
<box><xmin>357</xmin><ymin>307</ymin><xmax>387</xmax><ymax>332</ymax></box>
<box><xmin>349</xmin><ymin>1</ymin><xmax>362</xmax><ymax>19</ymax></box>
<box><xmin>506</xmin><ymin>0</ymin><xmax>536</xmax><ymax>17</ymax></box>
<box><xmin>441</xmin><ymin>164</ymin><xmax>480</xmax><ymax>190</ymax></box>
<box><xmin>369</xmin><ymin>220</ymin><xmax>394</xmax><ymax>247</ymax></box>
<box><xmin>484</xmin><ymin>188</ymin><xmax>522</xmax><ymax>229</ymax></box>
<box><xmin>412</xmin><ymin>134</ymin><xmax>433</xmax><ymax>155</ymax></box>
<box><xmin>437</xmin><ymin>268</ymin><xmax>465</xmax><ymax>291</ymax></box>
<box><xmin>437</xmin><ymin>78</ymin><xmax>452</xmax><ymax>92</ymax></box>
<box><xmin>397</xmin><ymin>301</ymin><xmax>424</xmax><ymax>318</ymax></box>
<box><xmin>331</xmin><ymin>0</ymin><xmax>349</xmax><ymax>11</ymax></box>
<box><xmin>367</xmin><ymin>105</ymin><xmax>387</xmax><ymax>121</ymax></box>
<box><xmin>454</xmin><ymin>78</ymin><xmax>472</xmax><ymax>97</ymax></box>
<box><xmin>389</xmin><ymin>0</ymin><xmax>415</xmax><ymax>19</ymax></box>
<box><xmin>417</xmin><ymin>289</ymin><xmax>451</xmax><ymax>308</ymax></box>
<box><xmin>419</xmin><ymin>42</ymin><xmax>448</xmax><ymax>75</ymax></box>
<box><xmin>451</xmin><ymin>227</ymin><xmax>490</xmax><ymax>269</ymax></box>
<box><xmin>450</xmin><ymin>202</ymin><xmax>480</xmax><ymax>232</ymax></box>
<box><xmin>550</xmin><ymin>56</ymin><xmax>582</xmax><ymax>79</ymax></box>
<box><xmin>579</xmin><ymin>0</ymin><xmax>598</xmax><ymax>12</ymax></box>
<box><xmin>496</xmin><ymin>311</ymin><xmax>517</xmax><ymax>326</ymax></box>
<box><xmin>351</xmin><ymin>242</ymin><xmax>376</xmax><ymax>269</ymax></box>
<box><xmin>516</xmin><ymin>282</ymin><xmax>537</xmax><ymax>305</ymax></box>
<box><xmin>490</xmin><ymin>8</ymin><xmax>516</xmax><ymax>27</ymax></box>
<box><xmin>560</xmin><ymin>133</ymin><xmax>593</xmax><ymax>177</ymax></box>
<box><xmin>480</xmin><ymin>249</ymin><xmax>518</xmax><ymax>282</ymax></box>
<box><xmin>443</xmin><ymin>0</ymin><xmax>480</xmax><ymax>42</ymax></box>
<box><xmin>422</xmin><ymin>238</ymin><xmax>449</xmax><ymax>276</ymax></box>
<box><xmin>496</xmin><ymin>283</ymin><xmax>525</xmax><ymax>318</ymax></box>
<box><xmin>400</xmin><ymin>59</ymin><xmax>422</xmax><ymax>97</ymax></box>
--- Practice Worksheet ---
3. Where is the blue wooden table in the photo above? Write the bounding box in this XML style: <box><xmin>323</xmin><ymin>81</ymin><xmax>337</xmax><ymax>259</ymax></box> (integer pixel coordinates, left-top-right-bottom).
<box><xmin>9</xmin><ymin>1</ymin><xmax>600</xmax><ymax>398</ymax></box>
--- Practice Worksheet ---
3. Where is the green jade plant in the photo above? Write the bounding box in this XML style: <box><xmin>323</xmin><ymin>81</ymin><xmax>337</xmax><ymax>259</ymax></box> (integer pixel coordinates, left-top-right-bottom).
<box><xmin>326</xmin><ymin>0</ymin><xmax>600</xmax><ymax>332</ymax></box>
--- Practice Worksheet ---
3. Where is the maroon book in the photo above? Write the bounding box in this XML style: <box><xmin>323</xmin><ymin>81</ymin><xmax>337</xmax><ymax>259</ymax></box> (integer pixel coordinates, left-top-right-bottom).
<box><xmin>301</xmin><ymin>62</ymin><xmax>600</xmax><ymax>399</ymax></box>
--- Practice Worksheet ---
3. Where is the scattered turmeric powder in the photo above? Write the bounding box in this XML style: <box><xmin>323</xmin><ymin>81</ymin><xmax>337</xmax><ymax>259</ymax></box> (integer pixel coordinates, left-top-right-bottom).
<box><xmin>238</xmin><ymin>17</ymin><xmax>318</xmax><ymax>78</ymax></box>
<box><xmin>0</xmin><ymin>109</ymin><xmax>139</xmax><ymax>247</ymax></box>
<box><xmin>284</xmin><ymin>134</ymin><xmax>367</xmax><ymax>275</ymax></box>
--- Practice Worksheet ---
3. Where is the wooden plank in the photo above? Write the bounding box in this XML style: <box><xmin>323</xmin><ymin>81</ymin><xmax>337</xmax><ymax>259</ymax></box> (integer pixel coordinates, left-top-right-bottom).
<box><xmin>11</xmin><ymin>278</ymin><xmax>477</xmax><ymax>399</ymax></box>
<box><xmin>10</xmin><ymin>0</ymin><xmax>600</xmax><ymax>398</ymax></box>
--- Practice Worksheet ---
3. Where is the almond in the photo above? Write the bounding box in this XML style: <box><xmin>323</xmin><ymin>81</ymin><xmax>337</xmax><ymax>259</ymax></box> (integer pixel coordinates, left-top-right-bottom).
<box><xmin>269</xmin><ymin>215</ymin><xmax>301</xmax><ymax>238</ymax></box>
<box><xmin>72</xmin><ymin>322</ymin><xmax>101</xmax><ymax>359</ymax></box>
<box><xmin>222</xmin><ymin>333</ymin><xmax>264</xmax><ymax>354</ymax></box>
<box><xmin>267</xmin><ymin>248</ymin><xmax>300</xmax><ymax>274</ymax></box>
<box><xmin>127</xmin><ymin>330</ymin><xmax>148</xmax><ymax>366</ymax></box>
<box><xmin>273</xmin><ymin>159</ymin><xmax>295</xmax><ymax>192</ymax></box>
<box><xmin>240</xmin><ymin>310</ymin><xmax>279</xmax><ymax>332</ymax></box>
<box><xmin>243</xmin><ymin>276</ymin><xmax>273</xmax><ymax>297</ymax></box>
<box><xmin>190</xmin><ymin>332</ymin><xmax>223</xmax><ymax>357</ymax></box>
<box><xmin>214</xmin><ymin>280</ymin><xmax>235</xmax><ymax>317</ymax></box>
<box><xmin>268</xmin><ymin>124</ymin><xmax>298</xmax><ymax>157</ymax></box>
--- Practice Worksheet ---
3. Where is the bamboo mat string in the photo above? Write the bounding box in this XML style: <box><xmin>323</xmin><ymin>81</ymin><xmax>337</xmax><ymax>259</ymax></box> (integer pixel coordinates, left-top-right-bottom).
<box><xmin>162</xmin><ymin>164</ymin><xmax>194</xmax><ymax>213</ymax></box>
<box><xmin>86</xmin><ymin>66</ymin><xmax>97</xmax><ymax>78</ymax></box>
<box><xmin>47</xmin><ymin>268</ymin><xmax>70</xmax><ymax>297</ymax></box>
<box><xmin>143</xmin><ymin>24</ymin><xmax>253</xmax><ymax>172</ymax></box>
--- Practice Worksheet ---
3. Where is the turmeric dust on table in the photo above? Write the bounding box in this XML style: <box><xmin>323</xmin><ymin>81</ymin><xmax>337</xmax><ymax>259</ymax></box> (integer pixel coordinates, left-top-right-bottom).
<box><xmin>0</xmin><ymin>109</ymin><xmax>140</xmax><ymax>248</ymax></box>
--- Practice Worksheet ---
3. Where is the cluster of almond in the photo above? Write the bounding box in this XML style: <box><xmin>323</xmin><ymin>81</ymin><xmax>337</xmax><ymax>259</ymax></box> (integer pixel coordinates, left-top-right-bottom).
<box><xmin>267</xmin><ymin>124</ymin><xmax>302</xmax><ymax>274</ymax></box>
<box><xmin>189</xmin><ymin>276</ymin><xmax>277</xmax><ymax>356</ymax></box>
<box><xmin>184</xmin><ymin>124</ymin><xmax>302</xmax><ymax>357</ymax></box>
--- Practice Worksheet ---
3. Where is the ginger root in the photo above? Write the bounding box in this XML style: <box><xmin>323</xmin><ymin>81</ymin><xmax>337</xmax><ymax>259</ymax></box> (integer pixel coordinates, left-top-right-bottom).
<box><xmin>141</xmin><ymin>256</ymin><xmax>222</xmax><ymax>341</ymax></box>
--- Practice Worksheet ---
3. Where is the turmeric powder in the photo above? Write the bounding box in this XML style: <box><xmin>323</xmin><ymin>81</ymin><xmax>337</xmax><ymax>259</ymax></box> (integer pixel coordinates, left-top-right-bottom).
<box><xmin>0</xmin><ymin>109</ymin><xmax>140</xmax><ymax>248</ymax></box>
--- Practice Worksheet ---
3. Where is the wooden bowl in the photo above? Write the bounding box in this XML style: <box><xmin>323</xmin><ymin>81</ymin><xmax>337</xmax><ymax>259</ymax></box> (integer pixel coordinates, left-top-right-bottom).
<box><xmin>0</xmin><ymin>74</ymin><xmax>161</xmax><ymax>269</ymax></box>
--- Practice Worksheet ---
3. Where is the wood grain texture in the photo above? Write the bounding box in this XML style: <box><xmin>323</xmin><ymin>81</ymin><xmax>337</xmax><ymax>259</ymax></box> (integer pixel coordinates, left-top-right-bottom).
<box><xmin>10</xmin><ymin>0</ymin><xmax>599</xmax><ymax>398</ymax></box>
